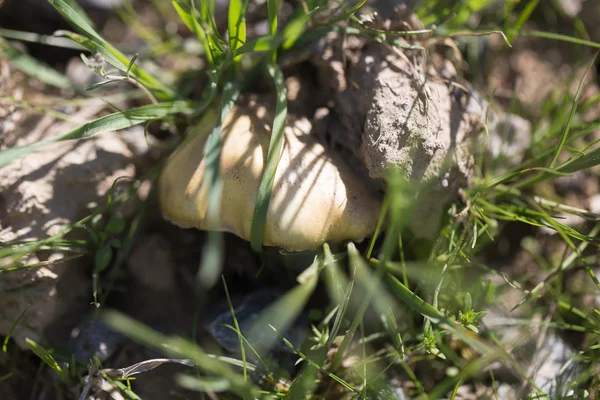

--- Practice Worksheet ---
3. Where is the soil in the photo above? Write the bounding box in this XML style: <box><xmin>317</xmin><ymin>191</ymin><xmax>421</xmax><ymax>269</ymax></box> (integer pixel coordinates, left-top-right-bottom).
<box><xmin>1</xmin><ymin>1</ymin><xmax>599</xmax><ymax>399</ymax></box>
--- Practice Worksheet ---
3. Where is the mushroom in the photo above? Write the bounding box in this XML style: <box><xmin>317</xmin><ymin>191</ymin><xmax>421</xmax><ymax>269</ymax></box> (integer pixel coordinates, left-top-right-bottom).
<box><xmin>158</xmin><ymin>100</ymin><xmax>381</xmax><ymax>252</ymax></box>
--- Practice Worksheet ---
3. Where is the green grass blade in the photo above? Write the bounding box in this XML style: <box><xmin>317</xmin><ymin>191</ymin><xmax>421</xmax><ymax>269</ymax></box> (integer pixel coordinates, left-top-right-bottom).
<box><xmin>222</xmin><ymin>277</ymin><xmax>248</xmax><ymax>381</ymax></box>
<box><xmin>176</xmin><ymin>375</ymin><xmax>231</xmax><ymax>392</ymax></box>
<box><xmin>228</xmin><ymin>0</ymin><xmax>247</xmax><ymax>62</ymax></box>
<box><xmin>549</xmin><ymin>52</ymin><xmax>599</xmax><ymax>168</ymax></box>
<box><xmin>247</xmin><ymin>258</ymin><xmax>319</xmax><ymax>356</ymax></box>
<box><xmin>281</xmin><ymin>7</ymin><xmax>318</xmax><ymax>49</ymax></box>
<box><xmin>514</xmin><ymin>0</ymin><xmax>539</xmax><ymax>29</ymax></box>
<box><xmin>0</xmin><ymin>39</ymin><xmax>71</xmax><ymax>89</ymax></box>
<box><xmin>249</xmin><ymin>64</ymin><xmax>287</xmax><ymax>253</ymax></box>
<box><xmin>197</xmin><ymin>80</ymin><xmax>241</xmax><ymax>287</ymax></box>
<box><xmin>103</xmin><ymin>311</ymin><xmax>258</xmax><ymax>397</ymax></box>
<box><xmin>49</xmin><ymin>0</ymin><xmax>173</xmax><ymax>98</ymax></box>
<box><xmin>26</xmin><ymin>338</ymin><xmax>63</xmax><ymax>376</ymax></box>
<box><xmin>234</xmin><ymin>35</ymin><xmax>281</xmax><ymax>56</ymax></box>
<box><xmin>0</xmin><ymin>101</ymin><xmax>197</xmax><ymax>168</ymax></box>
<box><xmin>2</xmin><ymin>306</ymin><xmax>30</xmax><ymax>353</ymax></box>
<box><xmin>192</xmin><ymin>0</ymin><xmax>225</xmax><ymax>64</ymax></box>
<box><xmin>267</xmin><ymin>0</ymin><xmax>281</xmax><ymax>36</ymax></box>
<box><xmin>520</xmin><ymin>30</ymin><xmax>600</xmax><ymax>49</ymax></box>
<box><xmin>557</xmin><ymin>146</ymin><xmax>600</xmax><ymax>173</ymax></box>
<box><xmin>172</xmin><ymin>0</ymin><xmax>212</xmax><ymax>64</ymax></box>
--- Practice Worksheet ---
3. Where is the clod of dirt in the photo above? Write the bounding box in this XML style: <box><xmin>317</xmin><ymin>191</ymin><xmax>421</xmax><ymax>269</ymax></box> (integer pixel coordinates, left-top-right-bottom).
<box><xmin>0</xmin><ymin>110</ymin><xmax>136</xmax><ymax>348</ymax></box>
<box><xmin>159</xmin><ymin>100</ymin><xmax>382</xmax><ymax>252</ymax></box>
<box><xmin>312</xmin><ymin>37</ymin><xmax>484</xmax><ymax>236</ymax></box>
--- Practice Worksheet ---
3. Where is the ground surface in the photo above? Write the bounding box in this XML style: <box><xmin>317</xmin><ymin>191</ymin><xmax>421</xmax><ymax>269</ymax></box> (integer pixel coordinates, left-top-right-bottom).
<box><xmin>1</xmin><ymin>1</ymin><xmax>600</xmax><ymax>399</ymax></box>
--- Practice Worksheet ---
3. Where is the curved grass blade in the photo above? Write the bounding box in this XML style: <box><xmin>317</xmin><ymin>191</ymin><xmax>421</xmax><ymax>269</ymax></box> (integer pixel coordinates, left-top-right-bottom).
<box><xmin>26</xmin><ymin>339</ymin><xmax>63</xmax><ymax>376</ymax></box>
<box><xmin>246</xmin><ymin>256</ymin><xmax>320</xmax><ymax>357</ymax></box>
<box><xmin>0</xmin><ymin>101</ymin><xmax>197</xmax><ymax>168</ymax></box>
<box><xmin>549</xmin><ymin>52</ymin><xmax>599</xmax><ymax>168</ymax></box>
<box><xmin>228</xmin><ymin>0</ymin><xmax>247</xmax><ymax>62</ymax></box>
<box><xmin>250</xmin><ymin>64</ymin><xmax>287</xmax><ymax>253</ymax></box>
<box><xmin>49</xmin><ymin>0</ymin><xmax>173</xmax><ymax>98</ymax></box>
<box><xmin>234</xmin><ymin>35</ymin><xmax>281</xmax><ymax>56</ymax></box>
<box><xmin>197</xmin><ymin>80</ymin><xmax>241</xmax><ymax>287</ymax></box>
<box><xmin>103</xmin><ymin>311</ymin><xmax>258</xmax><ymax>398</ymax></box>
<box><xmin>521</xmin><ymin>30</ymin><xmax>600</xmax><ymax>49</ymax></box>
<box><xmin>172</xmin><ymin>0</ymin><xmax>213</xmax><ymax>64</ymax></box>
<box><xmin>282</xmin><ymin>6</ymin><xmax>319</xmax><ymax>49</ymax></box>
<box><xmin>2</xmin><ymin>306</ymin><xmax>30</xmax><ymax>353</ymax></box>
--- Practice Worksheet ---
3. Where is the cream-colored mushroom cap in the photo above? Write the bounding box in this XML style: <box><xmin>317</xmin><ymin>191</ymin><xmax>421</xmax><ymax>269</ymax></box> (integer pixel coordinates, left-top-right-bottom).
<box><xmin>159</xmin><ymin>102</ymin><xmax>381</xmax><ymax>252</ymax></box>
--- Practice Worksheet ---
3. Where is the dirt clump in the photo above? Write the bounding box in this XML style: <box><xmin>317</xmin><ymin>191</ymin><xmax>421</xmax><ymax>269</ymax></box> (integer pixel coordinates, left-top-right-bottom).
<box><xmin>311</xmin><ymin>35</ymin><xmax>485</xmax><ymax>236</ymax></box>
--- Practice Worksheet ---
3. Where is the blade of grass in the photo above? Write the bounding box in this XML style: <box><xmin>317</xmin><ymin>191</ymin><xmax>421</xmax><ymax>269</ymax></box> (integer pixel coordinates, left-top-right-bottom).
<box><xmin>0</xmin><ymin>101</ymin><xmax>197</xmax><ymax>168</ymax></box>
<box><xmin>2</xmin><ymin>306</ymin><xmax>30</xmax><ymax>353</ymax></box>
<box><xmin>26</xmin><ymin>339</ymin><xmax>63</xmax><ymax>376</ymax></box>
<box><xmin>250</xmin><ymin>64</ymin><xmax>287</xmax><ymax>253</ymax></box>
<box><xmin>222</xmin><ymin>277</ymin><xmax>248</xmax><ymax>381</ymax></box>
<box><xmin>103</xmin><ymin>311</ymin><xmax>258</xmax><ymax>398</ymax></box>
<box><xmin>197</xmin><ymin>80</ymin><xmax>240</xmax><ymax>287</ymax></box>
<box><xmin>549</xmin><ymin>52</ymin><xmax>599</xmax><ymax>168</ymax></box>
<box><xmin>506</xmin><ymin>0</ymin><xmax>539</xmax><ymax>42</ymax></box>
<box><xmin>521</xmin><ymin>30</ymin><xmax>600</xmax><ymax>49</ymax></box>
<box><xmin>49</xmin><ymin>0</ymin><xmax>173</xmax><ymax>98</ymax></box>
<box><xmin>246</xmin><ymin>257</ymin><xmax>319</xmax><ymax>356</ymax></box>
<box><xmin>228</xmin><ymin>0</ymin><xmax>247</xmax><ymax>63</ymax></box>
<box><xmin>172</xmin><ymin>0</ymin><xmax>213</xmax><ymax>64</ymax></box>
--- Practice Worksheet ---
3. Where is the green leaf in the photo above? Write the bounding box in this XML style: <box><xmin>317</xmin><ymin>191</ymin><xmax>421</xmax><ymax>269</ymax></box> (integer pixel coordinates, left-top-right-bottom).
<box><xmin>106</xmin><ymin>214</ymin><xmax>126</xmax><ymax>235</ymax></box>
<box><xmin>250</xmin><ymin>64</ymin><xmax>287</xmax><ymax>253</ymax></box>
<box><xmin>26</xmin><ymin>338</ymin><xmax>63</xmax><ymax>376</ymax></box>
<box><xmin>0</xmin><ymin>101</ymin><xmax>197</xmax><ymax>168</ymax></box>
<box><xmin>94</xmin><ymin>244</ymin><xmax>113</xmax><ymax>272</ymax></box>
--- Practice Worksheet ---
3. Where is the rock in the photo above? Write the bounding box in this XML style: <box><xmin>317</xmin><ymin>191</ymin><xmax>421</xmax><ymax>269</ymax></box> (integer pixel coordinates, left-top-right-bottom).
<box><xmin>312</xmin><ymin>37</ymin><xmax>483</xmax><ymax>236</ymax></box>
<box><xmin>486</xmin><ymin>112</ymin><xmax>532</xmax><ymax>171</ymax></box>
<box><xmin>529</xmin><ymin>333</ymin><xmax>578</xmax><ymax>398</ymax></box>
<box><xmin>68</xmin><ymin>317</ymin><xmax>124</xmax><ymax>363</ymax></box>
<box><xmin>555</xmin><ymin>0</ymin><xmax>583</xmax><ymax>18</ymax></box>
<box><xmin>206</xmin><ymin>290</ymin><xmax>307</xmax><ymax>373</ymax></box>
<box><xmin>483</xmin><ymin>306</ymin><xmax>580</xmax><ymax>397</ymax></box>
<box><xmin>0</xmin><ymin>108</ymin><xmax>136</xmax><ymax>348</ymax></box>
<box><xmin>495</xmin><ymin>383</ymin><xmax>519</xmax><ymax>399</ymax></box>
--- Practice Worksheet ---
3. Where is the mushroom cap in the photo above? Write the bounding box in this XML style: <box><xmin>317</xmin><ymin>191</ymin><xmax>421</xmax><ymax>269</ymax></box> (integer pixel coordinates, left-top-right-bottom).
<box><xmin>158</xmin><ymin>102</ymin><xmax>381</xmax><ymax>251</ymax></box>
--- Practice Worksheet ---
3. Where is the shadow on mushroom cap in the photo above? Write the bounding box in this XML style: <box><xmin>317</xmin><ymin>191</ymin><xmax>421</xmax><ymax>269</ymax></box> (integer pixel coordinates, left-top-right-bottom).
<box><xmin>158</xmin><ymin>99</ymin><xmax>382</xmax><ymax>252</ymax></box>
